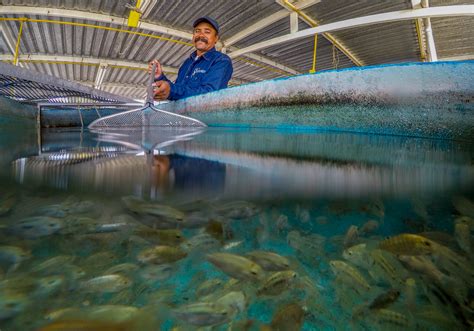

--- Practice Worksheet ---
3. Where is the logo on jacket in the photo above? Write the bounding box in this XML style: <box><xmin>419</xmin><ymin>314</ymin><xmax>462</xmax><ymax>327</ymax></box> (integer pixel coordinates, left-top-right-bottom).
<box><xmin>192</xmin><ymin>68</ymin><xmax>206</xmax><ymax>77</ymax></box>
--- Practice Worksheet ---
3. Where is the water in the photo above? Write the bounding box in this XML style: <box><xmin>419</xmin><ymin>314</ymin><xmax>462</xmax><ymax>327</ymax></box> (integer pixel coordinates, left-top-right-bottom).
<box><xmin>0</xmin><ymin>126</ymin><xmax>473</xmax><ymax>330</ymax></box>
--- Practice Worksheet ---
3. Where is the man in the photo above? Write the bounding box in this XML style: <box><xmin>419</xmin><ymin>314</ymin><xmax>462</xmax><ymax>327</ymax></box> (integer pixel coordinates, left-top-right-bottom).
<box><xmin>150</xmin><ymin>16</ymin><xmax>233</xmax><ymax>101</ymax></box>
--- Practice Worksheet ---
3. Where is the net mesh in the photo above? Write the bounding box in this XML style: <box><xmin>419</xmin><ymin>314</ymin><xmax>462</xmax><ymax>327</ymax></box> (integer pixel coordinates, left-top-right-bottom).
<box><xmin>88</xmin><ymin>105</ymin><xmax>206</xmax><ymax>129</ymax></box>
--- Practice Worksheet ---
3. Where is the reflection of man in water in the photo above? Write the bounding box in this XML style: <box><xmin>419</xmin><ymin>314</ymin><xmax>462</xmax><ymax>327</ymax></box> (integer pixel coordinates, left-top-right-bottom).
<box><xmin>151</xmin><ymin>154</ymin><xmax>226</xmax><ymax>195</ymax></box>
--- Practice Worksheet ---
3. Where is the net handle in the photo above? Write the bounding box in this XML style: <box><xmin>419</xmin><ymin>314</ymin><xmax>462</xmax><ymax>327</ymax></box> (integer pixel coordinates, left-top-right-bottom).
<box><xmin>146</xmin><ymin>63</ymin><xmax>157</xmax><ymax>106</ymax></box>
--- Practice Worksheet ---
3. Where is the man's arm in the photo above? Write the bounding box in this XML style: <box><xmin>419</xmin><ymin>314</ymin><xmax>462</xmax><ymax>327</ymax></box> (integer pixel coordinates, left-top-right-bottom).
<box><xmin>168</xmin><ymin>58</ymin><xmax>233</xmax><ymax>100</ymax></box>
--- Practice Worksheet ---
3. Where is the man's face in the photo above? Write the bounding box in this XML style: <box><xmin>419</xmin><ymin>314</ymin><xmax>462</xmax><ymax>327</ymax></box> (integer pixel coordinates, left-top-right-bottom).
<box><xmin>193</xmin><ymin>22</ymin><xmax>218</xmax><ymax>55</ymax></box>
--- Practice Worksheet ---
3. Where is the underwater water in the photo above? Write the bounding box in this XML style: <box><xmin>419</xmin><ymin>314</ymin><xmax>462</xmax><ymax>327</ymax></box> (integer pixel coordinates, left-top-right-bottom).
<box><xmin>0</xmin><ymin>126</ymin><xmax>473</xmax><ymax>330</ymax></box>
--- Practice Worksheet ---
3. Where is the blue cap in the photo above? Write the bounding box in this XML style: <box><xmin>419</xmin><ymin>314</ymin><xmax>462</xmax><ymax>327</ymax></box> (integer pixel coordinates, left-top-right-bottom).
<box><xmin>193</xmin><ymin>16</ymin><xmax>219</xmax><ymax>34</ymax></box>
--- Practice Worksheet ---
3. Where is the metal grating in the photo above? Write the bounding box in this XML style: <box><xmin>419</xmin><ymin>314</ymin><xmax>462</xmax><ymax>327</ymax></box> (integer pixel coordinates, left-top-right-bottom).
<box><xmin>0</xmin><ymin>61</ymin><xmax>134</xmax><ymax>104</ymax></box>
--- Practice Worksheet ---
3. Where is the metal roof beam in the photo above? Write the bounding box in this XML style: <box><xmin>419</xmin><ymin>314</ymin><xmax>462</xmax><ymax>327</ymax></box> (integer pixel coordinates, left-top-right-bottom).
<box><xmin>0</xmin><ymin>5</ymin><xmax>193</xmax><ymax>40</ymax></box>
<box><xmin>277</xmin><ymin>0</ymin><xmax>364</xmax><ymax>66</ymax></box>
<box><xmin>421</xmin><ymin>0</ymin><xmax>437</xmax><ymax>62</ymax></box>
<box><xmin>0</xmin><ymin>54</ymin><xmax>179</xmax><ymax>74</ymax></box>
<box><xmin>0</xmin><ymin>23</ymin><xmax>16</xmax><ymax>54</ymax></box>
<box><xmin>0</xmin><ymin>5</ymin><xmax>300</xmax><ymax>76</ymax></box>
<box><xmin>228</xmin><ymin>5</ymin><xmax>474</xmax><ymax>59</ymax></box>
<box><xmin>0</xmin><ymin>54</ymin><xmax>249</xmax><ymax>86</ymax></box>
<box><xmin>223</xmin><ymin>0</ymin><xmax>320</xmax><ymax>47</ymax></box>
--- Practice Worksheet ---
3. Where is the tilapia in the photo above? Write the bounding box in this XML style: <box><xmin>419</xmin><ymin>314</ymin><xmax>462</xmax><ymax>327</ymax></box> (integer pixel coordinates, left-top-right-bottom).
<box><xmin>104</xmin><ymin>263</ymin><xmax>139</xmax><ymax>276</ymax></box>
<box><xmin>122</xmin><ymin>196</ymin><xmax>185</xmax><ymax>221</ymax></box>
<box><xmin>31</xmin><ymin>255</ymin><xmax>76</xmax><ymax>274</ymax></box>
<box><xmin>245</xmin><ymin>250</ymin><xmax>290</xmax><ymax>271</ymax></box>
<box><xmin>0</xmin><ymin>290</ymin><xmax>29</xmax><ymax>320</ymax></box>
<box><xmin>329</xmin><ymin>260</ymin><xmax>371</xmax><ymax>293</ymax></box>
<box><xmin>134</xmin><ymin>228</ymin><xmax>184</xmax><ymax>246</ymax></box>
<box><xmin>0</xmin><ymin>192</ymin><xmax>17</xmax><ymax>216</ymax></box>
<box><xmin>172</xmin><ymin>302</ymin><xmax>230</xmax><ymax>327</ymax></box>
<box><xmin>215</xmin><ymin>291</ymin><xmax>247</xmax><ymax>315</ymax></box>
<box><xmin>212</xmin><ymin>200</ymin><xmax>260</xmax><ymax>219</ymax></box>
<box><xmin>207</xmin><ymin>252</ymin><xmax>264</xmax><ymax>282</ymax></box>
<box><xmin>378</xmin><ymin>233</ymin><xmax>436</xmax><ymax>255</ymax></box>
<box><xmin>0</xmin><ymin>245</ymin><xmax>31</xmax><ymax>272</ymax></box>
<box><xmin>138</xmin><ymin>264</ymin><xmax>174</xmax><ymax>282</ymax></box>
<box><xmin>269</xmin><ymin>302</ymin><xmax>305</xmax><ymax>331</ymax></box>
<box><xmin>196</xmin><ymin>278</ymin><xmax>224</xmax><ymax>298</ymax></box>
<box><xmin>343</xmin><ymin>225</ymin><xmax>359</xmax><ymax>248</ymax></box>
<box><xmin>80</xmin><ymin>274</ymin><xmax>132</xmax><ymax>293</ymax></box>
<box><xmin>137</xmin><ymin>245</ymin><xmax>187</xmax><ymax>264</ymax></box>
<box><xmin>181</xmin><ymin>233</ymin><xmax>221</xmax><ymax>252</ymax></box>
<box><xmin>452</xmin><ymin>196</ymin><xmax>474</xmax><ymax>218</ymax></box>
<box><xmin>359</xmin><ymin>220</ymin><xmax>379</xmax><ymax>236</ymax></box>
<box><xmin>257</xmin><ymin>270</ymin><xmax>298</xmax><ymax>296</ymax></box>
<box><xmin>369</xmin><ymin>249</ymin><xmax>407</xmax><ymax>287</ymax></box>
<box><xmin>34</xmin><ymin>275</ymin><xmax>65</xmax><ymax>297</ymax></box>
<box><xmin>454</xmin><ymin>216</ymin><xmax>471</xmax><ymax>254</ymax></box>
<box><xmin>342</xmin><ymin>243</ymin><xmax>373</xmax><ymax>270</ymax></box>
<box><xmin>368</xmin><ymin>309</ymin><xmax>412</xmax><ymax>330</ymax></box>
<box><xmin>8</xmin><ymin>216</ymin><xmax>63</xmax><ymax>239</ymax></box>
<box><xmin>368</xmin><ymin>289</ymin><xmax>401</xmax><ymax>310</ymax></box>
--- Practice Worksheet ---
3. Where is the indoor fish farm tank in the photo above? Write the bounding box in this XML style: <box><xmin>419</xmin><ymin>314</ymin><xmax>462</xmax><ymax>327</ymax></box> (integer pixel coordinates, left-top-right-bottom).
<box><xmin>0</xmin><ymin>120</ymin><xmax>473</xmax><ymax>330</ymax></box>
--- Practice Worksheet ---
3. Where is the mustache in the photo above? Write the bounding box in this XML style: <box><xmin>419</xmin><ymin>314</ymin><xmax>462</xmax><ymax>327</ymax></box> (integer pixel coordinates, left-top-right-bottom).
<box><xmin>194</xmin><ymin>37</ymin><xmax>208</xmax><ymax>43</ymax></box>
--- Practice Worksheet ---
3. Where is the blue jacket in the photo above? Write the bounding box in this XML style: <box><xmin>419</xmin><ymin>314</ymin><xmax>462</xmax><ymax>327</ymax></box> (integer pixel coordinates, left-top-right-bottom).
<box><xmin>156</xmin><ymin>47</ymin><xmax>233</xmax><ymax>100</ymax></box>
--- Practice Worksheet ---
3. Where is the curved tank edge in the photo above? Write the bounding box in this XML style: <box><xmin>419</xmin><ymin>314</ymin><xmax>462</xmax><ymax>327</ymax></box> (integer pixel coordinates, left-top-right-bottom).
<box><xmin>160</xmin><ymin>61</ymin><xmax>474</xmax><ymax>140</ymax></box>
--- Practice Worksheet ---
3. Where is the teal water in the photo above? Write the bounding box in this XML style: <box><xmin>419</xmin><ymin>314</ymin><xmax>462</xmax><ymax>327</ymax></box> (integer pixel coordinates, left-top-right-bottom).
<box><xmin>0</xmin><ymin>127</ymin><xmax>473</xmax><ymax>330</ymax></box>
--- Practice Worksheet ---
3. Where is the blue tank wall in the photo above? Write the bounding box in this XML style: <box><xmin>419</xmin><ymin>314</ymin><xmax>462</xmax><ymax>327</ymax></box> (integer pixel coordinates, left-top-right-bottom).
<box><xmin>162</xmin><ymin>61</ymin><xmax>474</xmax><ymax>140</ymax></box>
<box><xmin>0</xmin><ymin>96</ymin><xmax>36</xmax><ymax>129</ymax></box>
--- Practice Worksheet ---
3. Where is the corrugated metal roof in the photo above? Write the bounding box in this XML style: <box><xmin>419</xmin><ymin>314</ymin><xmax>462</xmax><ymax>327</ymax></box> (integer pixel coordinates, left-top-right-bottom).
<box><xmin>0</xmin><ymin>0</ymin><xmax>472</xmax><ymax>100</ymax></box>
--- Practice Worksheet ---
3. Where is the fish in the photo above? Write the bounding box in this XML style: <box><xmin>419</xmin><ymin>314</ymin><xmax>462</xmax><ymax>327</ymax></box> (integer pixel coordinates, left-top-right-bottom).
<box><xmin>369</xmin><ymin>249</ymin><xmax>407</xmax><ymax>287</ymax></box>
<box><xmin>0</xmin><ymin>245</ymin><xmax>31</xmax><ymax>272</ymax></box>
<box><xmin>214</xmin><ymin>291</ymin><xmax>247</xmax><ymax>315</ymax></box>
<box><xmin>245</xmin><ymin>250</ymin><xmax>290</xmax><ymax>271</ymax></box>
<box><xmin>181</xmin><ymin>233</ymin><xmax>221</xmax><ymax>252</ymax></box>
<box><xmin>207</xmin><ymin>252</ymin><xmax>264</xmax><ymax>282</ymax></box>
<box><xmin>342</xmin><ymin>243</ymin><xmax>373</xmax><ymax>270</ymax></box>
<box><xmin>269</xmin><ymin>302</ymin><xmax>305</xmax><ymax>331</ymax></box>
<box><xmin>0</xmin><ymin>290</ymin><xmax>29</xmax><ymax>320</ymax></box>
<box><xmin>104</xmin><ymin>263</ymin><xmax>139</xmax><ymax>276</ymax></box>
<box><xmin>452</xmin><ymin>196</ymin><xmax>474</xmax><ymax>218</ymax></box>
<box><xmin>211</xmin><ymin>201</ymin><xmax>260</xmax><ymax>219</ymax></box>
<box><xmin>31</xmin><ymin>255</ymin><xmax>76</xmax><ymax>274</ymax></box>
<box><xmin>0</xmin><ymin>192</ymin><xmax>17</xmax><ymax>216</ymax></box>
<box><xmin>81</xmin><ymin>251</ymin><xmax>118</xmax><ymax>269</ymax></box>
<box><xmin>196</xmin><ymin>278</ymin><xmax>224</xmax><ymax>298</ymax></box>
<box><xmin>343</xmin><ymin>225</ymin><xmax>359</xmax><ymax>248</ymax></box>
<box><xmin>329</xmin><ymin>260</ymin><xmax>371</xmax><ymax>293</ymax></box>
<box><xmin>359</xmin><ymin>220</ymin><xmax>379</xmax><ymax>236</ymax></box>
<box><xmin>287</xmin><ymin>231</ymin><xmax>325</xmax><ymax>264</ymax></box>
<box><xmin>8</xmin><ymin>216</ymin><xmax>63</xmax><ymax>239</ymax></box>
<box><xmin>34</xmin><ymin>275</ymin><xmax>65</xmax><ymax>297</ymax></box>
<box><xmin>368</xmin><ymin>289</ymin><xmax>401</xmax><ymax>310</ymax></box>
<box><xmin>137</xmin><ymin>245</ymin><xmax>187</xmax><ymax>265</ymax></box>
<box><xmin>80</xmin><ymin>274</ymin><xmax>132</xmax><ymax>293</ymax></box>
<box><xmin>122</xmin><ymin>196</ymin><xmax>185</xmax><ymax>221</ymax></box>
<box><xmin>454</xmin><ymin>216</ymin><xmax>471</xmax><ymax>254</ymax></box>
<box><xmin>138</xmin><ymin>264</ymin><xmax>174</xmax><ymax>282</ymax></box>
<box><xmin>378</xmin><ymin>233</ymin><xmax>436</xmax><ymax>255</ymax></box>
<box><xmin>368</xmin><ymin>309</ymin><xmax>412</xmax><ymax>329</ymax></box>
<box><xmin>134</xmin><ymin>228</ymin><xmax>184</xmax><ymax>246</ymax></box>
<box><xmin>257</xmin><ymin>270</ymin><xmax>298</xmax><ymax>296</ymax></box>
<box><xmin>172</xmin><ymin>302</ymin><xmax>230</xmax><ymax>327</ymax></box>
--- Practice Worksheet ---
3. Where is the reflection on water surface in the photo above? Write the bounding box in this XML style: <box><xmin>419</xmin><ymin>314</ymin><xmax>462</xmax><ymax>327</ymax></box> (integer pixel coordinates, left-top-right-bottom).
<box><xmin>0</xmin><ymin>127</ymin><xmax>473</xmax><ymax>330</ymax></box>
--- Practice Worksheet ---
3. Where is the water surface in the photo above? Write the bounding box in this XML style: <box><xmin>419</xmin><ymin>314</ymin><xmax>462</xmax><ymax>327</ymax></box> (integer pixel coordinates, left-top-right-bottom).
<box><xmin>0</xmin><ymin>127</ymin><xmax>473</xmax><ymax>330</ymax></box>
